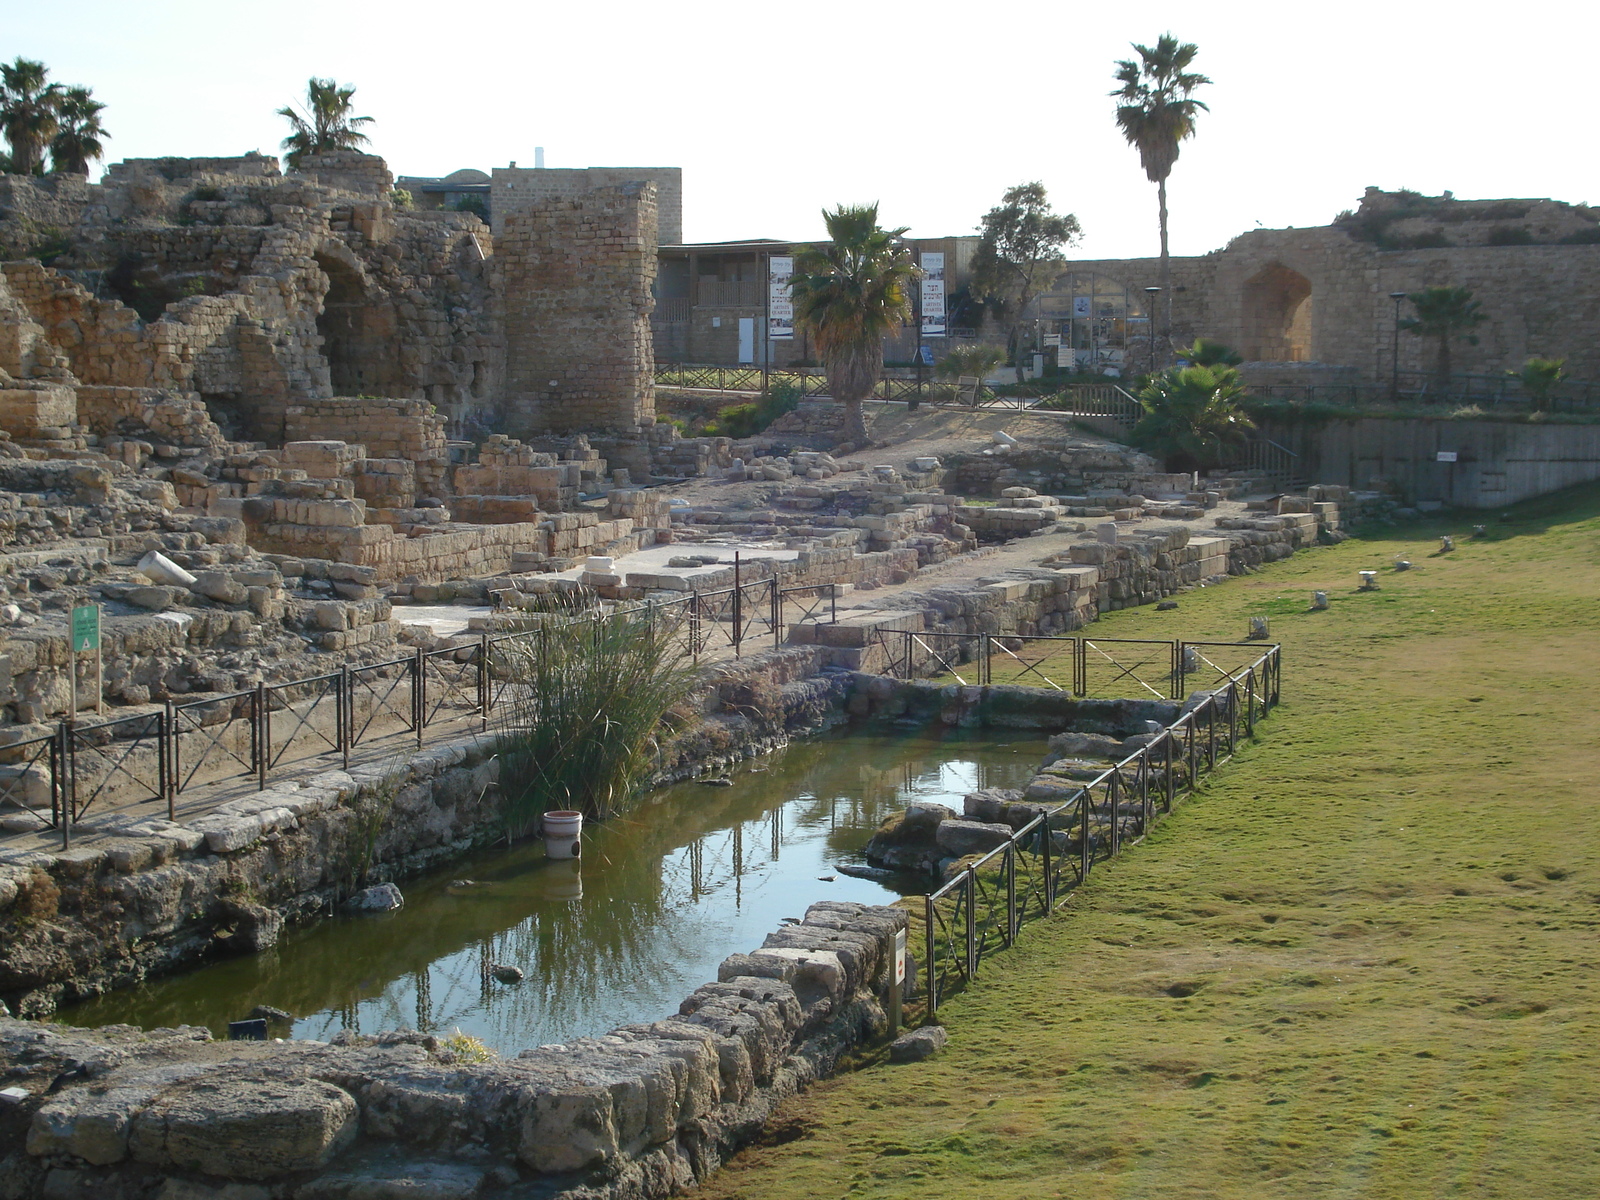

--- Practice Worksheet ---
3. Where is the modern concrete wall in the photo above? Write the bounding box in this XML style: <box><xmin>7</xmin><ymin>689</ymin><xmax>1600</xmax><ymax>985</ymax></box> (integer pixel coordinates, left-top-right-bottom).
<box><xmin>1264</xmin><ymin>417</ymin><xmax>1600</xmax><ymax>507</ymax></box>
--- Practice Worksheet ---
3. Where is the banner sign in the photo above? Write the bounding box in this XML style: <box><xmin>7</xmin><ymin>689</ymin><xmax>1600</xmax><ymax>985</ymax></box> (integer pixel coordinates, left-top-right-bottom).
<box><xmin>920</xmin><ymin>252</ymin><xmax>946</xmax><ymax>337</ymax></box>
<box><xmin>768</xmin><ymin>256</ymin><xmax>794</xmax><ymax>340</ymax></box>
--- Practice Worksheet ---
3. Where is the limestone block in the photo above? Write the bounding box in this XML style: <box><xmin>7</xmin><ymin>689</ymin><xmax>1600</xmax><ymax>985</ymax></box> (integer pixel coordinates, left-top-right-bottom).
<box><xmin>128</xmin><ymin>1075</ymin><xmax>358</xmax><ymax>1179</ymax></box>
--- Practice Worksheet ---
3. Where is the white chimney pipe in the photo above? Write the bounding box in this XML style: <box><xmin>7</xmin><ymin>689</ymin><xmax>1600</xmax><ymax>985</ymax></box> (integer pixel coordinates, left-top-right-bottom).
<box><xmin>535</xmin><ymin>146</ymin><xmax>545</xmax><ymax>169</ymax></box>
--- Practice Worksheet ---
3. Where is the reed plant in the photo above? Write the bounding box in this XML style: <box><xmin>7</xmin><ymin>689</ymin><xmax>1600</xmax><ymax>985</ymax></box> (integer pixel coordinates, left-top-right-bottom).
<box><xmin>490</xmin><ymin>593</ymin><xmax>695</xmax><ymax>837</ymax></box>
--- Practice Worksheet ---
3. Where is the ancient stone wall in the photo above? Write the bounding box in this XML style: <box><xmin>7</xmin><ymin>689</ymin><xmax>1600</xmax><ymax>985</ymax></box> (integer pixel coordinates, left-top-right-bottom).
<box><xmin>1055</xmin><ymin>224</ymin><xmax>1600</xmax><ymax>382</ymax></box>
<box><xmin>283</xmin><ymin>398</ymin><xmax>450</xmax><ymax>499</ymax></box>
<box><xmin>497</xmin><ymin>183</ymin><xmax>659</xmax><ymax>436</ymax></box>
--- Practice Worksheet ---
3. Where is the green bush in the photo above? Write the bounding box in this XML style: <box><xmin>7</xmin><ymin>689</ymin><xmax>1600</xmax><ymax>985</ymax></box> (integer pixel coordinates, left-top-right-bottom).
<box><xmin>490</xmin><ymin>595</ymin><xmax>694</xmax><ymax>834</ymax></box>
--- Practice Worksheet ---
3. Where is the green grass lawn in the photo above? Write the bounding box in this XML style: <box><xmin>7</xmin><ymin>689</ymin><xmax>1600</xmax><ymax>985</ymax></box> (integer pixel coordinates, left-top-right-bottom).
<box><xmin>698</xmin><ymin>484</ymin><xmax>1600</xmax><ymax>1200</ymax></box>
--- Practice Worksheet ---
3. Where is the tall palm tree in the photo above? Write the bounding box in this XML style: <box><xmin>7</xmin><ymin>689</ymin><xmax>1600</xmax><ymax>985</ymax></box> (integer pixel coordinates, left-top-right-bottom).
<box><xmin>1112</xmin><ymin>34</ymin><xmax>1210</xmax><ymax>355</ymax></box>
<box><xmin>277</xmin><ymin>78</ymin><xmax>373</xmax><ymax>169</ymax></box>
<box><xmin>49</xmin><ymin>86</ymin><xmax>108</xmax><ymax>175</ymax></box>
<box><xmin>790</xmin><ymin>204</ymin><xmax>916</xmax><ymax>446</ymax></box>
<box><xmin>1</xmin><ymin>58</ymin><xmax>63</xmax><ymax>176</ymax></box>
<box><xmin>1399</xmin><ymin>286</ymin><xmax>1485</xmax><ymax>392</ymax></box>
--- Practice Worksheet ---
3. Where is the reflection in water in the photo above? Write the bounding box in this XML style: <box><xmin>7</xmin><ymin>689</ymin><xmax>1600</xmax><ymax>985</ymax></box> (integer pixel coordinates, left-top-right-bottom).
<box><xmin>64</xmin><ymin>727</ymin><xmax>1044</xmax><ymax>1055</ymax></box>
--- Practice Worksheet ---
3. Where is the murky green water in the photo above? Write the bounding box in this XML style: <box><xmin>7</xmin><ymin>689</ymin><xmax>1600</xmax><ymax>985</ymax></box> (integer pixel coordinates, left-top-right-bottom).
<box><xmin>64</xmin><ymin>727</ymin><xmax>1045</xmax><ymax>1055</ymax></box>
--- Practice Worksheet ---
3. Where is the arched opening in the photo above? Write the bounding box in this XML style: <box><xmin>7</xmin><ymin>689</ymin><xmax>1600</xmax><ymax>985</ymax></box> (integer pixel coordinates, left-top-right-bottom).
<box><xmin>1241</xmin><ymin>264</ymin><xmax>1313</xmax><ymax>361</ymax></box>
<box><xmin>314</xmin><ymin>251</ymin><xmax>392</xmax><ymax>395</ymax></box>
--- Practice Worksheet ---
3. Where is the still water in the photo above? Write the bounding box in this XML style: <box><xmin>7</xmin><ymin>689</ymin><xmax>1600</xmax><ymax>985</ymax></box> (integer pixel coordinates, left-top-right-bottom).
<box><xmin>65</xmin><ymin>727</ymin><xmax>1045</xmax><ymax>1055</ymax></box>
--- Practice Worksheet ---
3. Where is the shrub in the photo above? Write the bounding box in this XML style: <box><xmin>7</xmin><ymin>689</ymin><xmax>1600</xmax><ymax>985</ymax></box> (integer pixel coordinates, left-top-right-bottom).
<box><xmin>490</xmin><ymin>594</ymin><xmax>694</xmax><ymax>834</ymax></box>
<box><xmin>934</xmin><ymin>344</ymin><xmax>1008</xmax><ymax>382</ymax></box>
<box><xmin>390</xmin><ymin>187</ymin><xmax>414</xmax><ymax>210</ymax></box>
<box><xmin>1487</xmin><ymin>225</ymin><xmax>1535</xmax><ymax>246</ymax></box>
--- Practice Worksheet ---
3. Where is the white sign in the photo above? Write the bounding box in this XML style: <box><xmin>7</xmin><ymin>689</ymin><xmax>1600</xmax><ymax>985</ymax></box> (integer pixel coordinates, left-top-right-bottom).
<box><xmin>920</xmin><ymin>252</ymin><xmax>946</xmax><ymax>338</ymax></box>
<box><xmin>1436</xmin><ymin>451</ymin><xmax>1458</xmax><ymax>462</ymax></box>
<box><xmin>767</xmin><ymin>256</ymin><xmax>794</xmax><ymax>339</ymax></box>
<box><xmin>893</xmin><ymin>927</ymin><xmax>907</xmax><ymax>985</ymax></box>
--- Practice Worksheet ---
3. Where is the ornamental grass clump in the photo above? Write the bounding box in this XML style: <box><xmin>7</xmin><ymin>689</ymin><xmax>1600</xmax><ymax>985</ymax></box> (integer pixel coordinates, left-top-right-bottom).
<box><xmin>491</xmin><ymin>594</ymin><xmax>695</xmax><ymax>838</ymax></box>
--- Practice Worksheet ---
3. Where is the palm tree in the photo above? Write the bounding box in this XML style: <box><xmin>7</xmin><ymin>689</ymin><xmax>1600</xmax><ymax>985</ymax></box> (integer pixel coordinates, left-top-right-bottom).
<box><xmin>790</xmin><ymin>204</ymin><xmax>916</xmax><ymax>445</ymax></box>
<box><xmin>1112</xmin><ymin>34</ymin><xmax>1210</xmax><ymax>354</ymax></box>
<box><xmin>1</xmin><ymin>58</ymin><xmax>63</xmax><ymax>176</ymax></box>
<box><xmin>1129</xmin><ymin>362</ymin><xmax>1253</xmax><ymax>472</ymax></box>
<box><xmin>1510</xmin><ymin>356</ymin><xmax>1565</xmax><ymax>412</ymax></box>
<box><xmin>277</xmin><ymin>78</ymin><xmax>373</xmax><ymax>168</ymax></box>
<box><xmin>1399</xmin><ymin>286</ymin><xmax>1485</xmax><ymax>392</ymax></box>
<box><xmin>1182</xmin><ymin>338</ymin><xmax>1242</xmax><ymax>368</ymax></box>
<box><xmin>49</xmin><ymin>86</ymin><xmax>108</xmax><ymax>175</ymax></box>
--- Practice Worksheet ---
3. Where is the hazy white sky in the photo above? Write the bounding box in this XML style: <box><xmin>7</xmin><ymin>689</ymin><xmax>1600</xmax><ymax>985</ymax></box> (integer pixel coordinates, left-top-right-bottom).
<box><xmin>8</xmin><ymin>0</ymin><xmax>1588</xmax><ymax>257</ymax></box>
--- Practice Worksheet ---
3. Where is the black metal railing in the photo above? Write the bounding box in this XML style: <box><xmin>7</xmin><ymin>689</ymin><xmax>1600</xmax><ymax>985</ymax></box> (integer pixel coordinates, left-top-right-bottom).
<box><xmin>10</xmin><ymin>579</ymin><xmax>849</xmax><ymax>849</ymax></box>
<box><xmin>866</xmin><ymin>631</ymin><xmax>1279</xmax><ymax>701</ymax></box>
<box><xmin>920</xmin><ymin>643</ymin><xmax>1280</xmax><ymax>1014</ymax></box>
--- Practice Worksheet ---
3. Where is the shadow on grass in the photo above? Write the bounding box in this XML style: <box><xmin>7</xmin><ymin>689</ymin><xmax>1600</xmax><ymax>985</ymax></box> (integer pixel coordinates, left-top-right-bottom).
<box><xmin>1346</xmin><ymin>477</ymin><xmax>1600</xmax><ymax>546</ymax></box>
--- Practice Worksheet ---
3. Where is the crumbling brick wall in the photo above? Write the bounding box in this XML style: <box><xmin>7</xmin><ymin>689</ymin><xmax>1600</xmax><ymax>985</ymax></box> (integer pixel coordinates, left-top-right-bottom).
<box><xmin>496</xmin><ymin>183</ymin><xmax>657</xmax><ymax>436</ymax></box>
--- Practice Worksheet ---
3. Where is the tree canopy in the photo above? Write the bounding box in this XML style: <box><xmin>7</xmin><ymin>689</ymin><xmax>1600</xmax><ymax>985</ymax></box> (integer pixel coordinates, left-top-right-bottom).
<box><xmin>1</xmin><ymin>58</ymin><xmax>106</xmax><ymax>176</ymax></box>
<box><xmin>1399</xmin><ymin>286</ymin><xmax>1485</xmax><ymax>388</ymax></box>
<box><xmin>970</xmin><ymin>181</ymin><xmax>1081</xmax><ymax>365</ymax></box>
<box><xmin>790</xmin><ymin>204</ymin><xmax>916</xmax><ymax>445</ymax></box>
<box><xmin>278</xmin><ymin>78</ymin><xmax>373</xmax><ymax>168</ymax></box>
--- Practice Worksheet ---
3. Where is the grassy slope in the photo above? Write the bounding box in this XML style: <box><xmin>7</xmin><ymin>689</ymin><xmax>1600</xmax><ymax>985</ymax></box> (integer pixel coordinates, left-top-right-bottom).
<box><xmin>697</xmin><ymin>484</ymin><xmax>1600</xmax><ymax>1200</ymax></box>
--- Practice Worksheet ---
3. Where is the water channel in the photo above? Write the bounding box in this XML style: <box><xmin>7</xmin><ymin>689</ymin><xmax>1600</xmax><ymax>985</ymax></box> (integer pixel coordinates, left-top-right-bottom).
<box><xmin>65</xmin><ymin>727</ymin><xmax>1046</xmax><ymax>1055</ymax></box>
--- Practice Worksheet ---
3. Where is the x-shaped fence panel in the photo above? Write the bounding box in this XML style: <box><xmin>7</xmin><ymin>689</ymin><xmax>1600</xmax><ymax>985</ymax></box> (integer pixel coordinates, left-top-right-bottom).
<box><xmin>986</xmin><ymin>635</ymin><xmax>1076</xmax><ymax>691</ymax></box>
<box><xmin>1081</xmin><ymin>638</ymin><xmax>1180</xmax><ymax>700</ymax></box>
<box><xmin>171</xmin><ymin>691</ymin><xmax>257</xmax><ymax>796</ymax></box>
<box><xmin>263</xmin><ymin>673</ymin><xmax>343</xmax><ymax>772</ymax></box>
<box><xmin>348</xmin><ymin>658</ymin><xmax>417</xmax><ymax>750</ymax></box>
<box><xmin>0</xmin><ymin>730</ymin><xmax>59</xmax><ymax>830</ymax></box>
<box><xmin>69</xmin><ymin>711</ymin><xmax>165</xmax><ymax>823</ymax></box>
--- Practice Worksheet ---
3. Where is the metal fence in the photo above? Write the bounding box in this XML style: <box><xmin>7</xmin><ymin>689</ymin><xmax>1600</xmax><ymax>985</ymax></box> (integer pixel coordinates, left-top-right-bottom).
<box><xmin>919</xmin><ymin>641</ymin><xmax>1281</xmax><ymax>1014</ymax></box>
<box><xmin>868</xmin><ymin>629</ymin><xmax>1280</xmax><ymax>701</ymax></box>
<box><xmin>4</xmin><ymin>580</ymin><xmax>847</xmax><ymax>849</ymax></box>
<box><xmin>654</xmin><ymin>365</ymin><xmax>1141</xmax><ymax>418</ymax></box>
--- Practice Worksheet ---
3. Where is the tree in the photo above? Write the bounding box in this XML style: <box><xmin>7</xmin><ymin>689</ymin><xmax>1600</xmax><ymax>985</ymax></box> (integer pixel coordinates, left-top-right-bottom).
<box><xmin>1112</xmin><ymin>34</ymin><xmax>1210</xmax><ymax>356</ymax></box>
<box><xmin>1511</xmin><ymin>356</ymin><xmax>1566</xmax><ymax>412</ymax></box>
<box><xmin>1182</xmin><ymin>337</ymin><xmax>1242</xmax><ymax>367</ymax></box>
<box><xmin>790</xmin><ymin>204</ymin><xmax>916</xmax><ymax>446</ymax></box>
<box><xmin>1129</xmin><ymin>362</ymin><xmax>1254</xmax><ymax>472</ymax></box>
<box><xmin>970</xmin><ymin>182</ymin><xmax>1081</xmax><ymax>371</ymax></box>
<box><xmin>934</xmin><ymin>344</ymin><xmax>1008</xmax><ymax>382</ymax></box>
<box><xmin>49</xmin><ymin>86</ymin><xmax>108</xmax><ymax>175</ymax></box>
<box><xmin>277</xmin><ymin>78</ymin><xmax>373</xmax><ymax>168</ymax></box>
<box><xmin>1</xmin><ymin>58</ymin><xmax>63</xmax><ymax>176</ymax></box>
<box><xmin>1399</xmin><ymin>286</ymin><xmax>1485</xmax><ymax>390</ymax></box>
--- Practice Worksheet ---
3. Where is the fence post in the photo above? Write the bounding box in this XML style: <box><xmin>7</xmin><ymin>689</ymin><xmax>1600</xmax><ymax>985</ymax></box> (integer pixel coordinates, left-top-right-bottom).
<box><xmin>925</xmin><ymin>892</ymin><xmax>938</xmax><ymax>1017</ymax></box>
<box><xmin>964</xmin><ymin>867</ymin><xmax>978</xmax><ymax>980</ymax></box>
<box><xmin>478</xmin><ymin>634</ymin><xmax>490</xmax><ymax>729</ymax></box>
<box><xmin>1075</xmin><ymin>638</ymin><xmax>1086</xmax><ymax>697</ymax></box>
<box><xmin>164</xmin><ymin>701</ymin><xmax>176</xmax><ymax>822</ymax></box>
<box><xmin>57</xmin><ymin>720</ymin><xmax>71</xmax><ymax>851</ymax></box>
<box><xmin>1245</xmin><ymin>666</ymin><xmax>1257</xmax><ymax>734</ymax></box>
<box><xmin>1228</xmin><ymin>681</ymin><xmax>1239</xmax><ymax>752</ymax></box>
<box><xmin>1041</xmin><ymin>814</ymin><xmax>1055</xmax><ymax>910</ymax></box>
<box><xmin>1164</xmin><ymin>731</ymin><xmax>1174</xmax><ymax>813</ymax></box>
<box><xmin>1005</xmin><ymin>844</ymin><xmax>1017</xmax><ymax>946</ymax></box>
<box><xmin>771</xmin><ymin>578</ymin><xmax>780</xmax><ymax>649</ymax></box>
<box><xmin>414</xmin><ymin>648</ymin><xmax>425</xmax><ymax>750</ymax></box>
<box><xmin>1207</xmin><ymin>700</ymin><xmax>1217</xmax><ymax>770</ymax></box>
<box><xmin>1108</xmin><ymin>771</ymin><xmax>1121</xmax><ymax>856</ymax></box>
<box><xmin>732</xmin><ymin>554</ymin><xmax>743</xmax><ymax>659</ymax></box>
<box><xmin>1140</xmin><ymin>747</ymin><xmax>1151</xmax><ymax>835</ymax></box>
<box><xmin>256</xmin><ymin>682</ymin><xmax>267</xmax><ymax>790</ymax></box>
<box><xmin>340</xmin><ymin>665</ymin><xmax>350</xmax><ymax>771</ymax></box>
<box><xmin>1078</xmin><ymin>787</ymin><xmax>1091</xmax><ymax>879</ymax></box>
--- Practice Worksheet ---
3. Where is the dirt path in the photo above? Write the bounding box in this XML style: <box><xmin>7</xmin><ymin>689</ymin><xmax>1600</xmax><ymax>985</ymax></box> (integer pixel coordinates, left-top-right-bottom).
<box><xmin>693</xmin><ymin>484</ymin><xmax>1600</xmax><ymax>1200</ymax></box>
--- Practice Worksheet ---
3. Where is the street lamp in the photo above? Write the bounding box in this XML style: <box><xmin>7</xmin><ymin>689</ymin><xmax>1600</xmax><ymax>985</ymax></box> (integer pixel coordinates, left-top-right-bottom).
<box><xmin>1389</xmin><ymin>291</ymin><xmax>1408</xmax><ymax>399</ymax></box>
<box><xmin>1143</xmin><ymin>286</ymin><xmax>1162</xmax><ymax>379</ymax></box>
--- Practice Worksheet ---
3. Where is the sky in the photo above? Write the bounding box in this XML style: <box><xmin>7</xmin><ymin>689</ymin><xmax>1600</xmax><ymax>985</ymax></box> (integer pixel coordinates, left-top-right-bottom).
<box><xmin>7</xmin><ymin>0</ymin><xmax>1591</xmax><ymax>258</ymax></box>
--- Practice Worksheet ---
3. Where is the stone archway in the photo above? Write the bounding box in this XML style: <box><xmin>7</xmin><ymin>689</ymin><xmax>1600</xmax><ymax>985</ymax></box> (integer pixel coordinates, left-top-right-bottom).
<box><xmin>313</xmin><ymin>247</ymin><xmax>403</xmax><ymax>396</ymax></box>
<box><xmin>1241</xmin><ymin>264</ymin><xmax>1313</xmax><ymax>361</ymax></box>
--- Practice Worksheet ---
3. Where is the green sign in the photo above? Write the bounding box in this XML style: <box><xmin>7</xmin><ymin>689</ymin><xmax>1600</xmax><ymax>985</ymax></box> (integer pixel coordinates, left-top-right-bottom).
<box><xmin>71</xmin><ymin>604</ymin><xmax>100</xmax><ymax>653</ymax></box>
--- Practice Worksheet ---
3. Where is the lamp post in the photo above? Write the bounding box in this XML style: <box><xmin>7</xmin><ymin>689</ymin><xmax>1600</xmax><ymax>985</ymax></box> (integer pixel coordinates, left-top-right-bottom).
<box><xmin>1143</xmin><ymin>287</ymin><xmax>1162</xmax><ymax>380</ymax></box>
<box><xmin>1389</xmin><ymin>291</ymin><xmax>1408</xmax><ymax>400</ymax></box>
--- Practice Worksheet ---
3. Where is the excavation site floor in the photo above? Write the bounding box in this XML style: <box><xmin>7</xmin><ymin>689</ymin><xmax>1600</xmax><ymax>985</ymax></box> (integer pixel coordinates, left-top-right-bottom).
<box><xmin>61</xmin><ymin>727</ymin><xmax>1046</xmax><ymax>1055</ymax></box>
<box><xmin>695</xmin><ymin>483</ymin><xmax>1600</xmax><ymax>1200</ymax></box>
